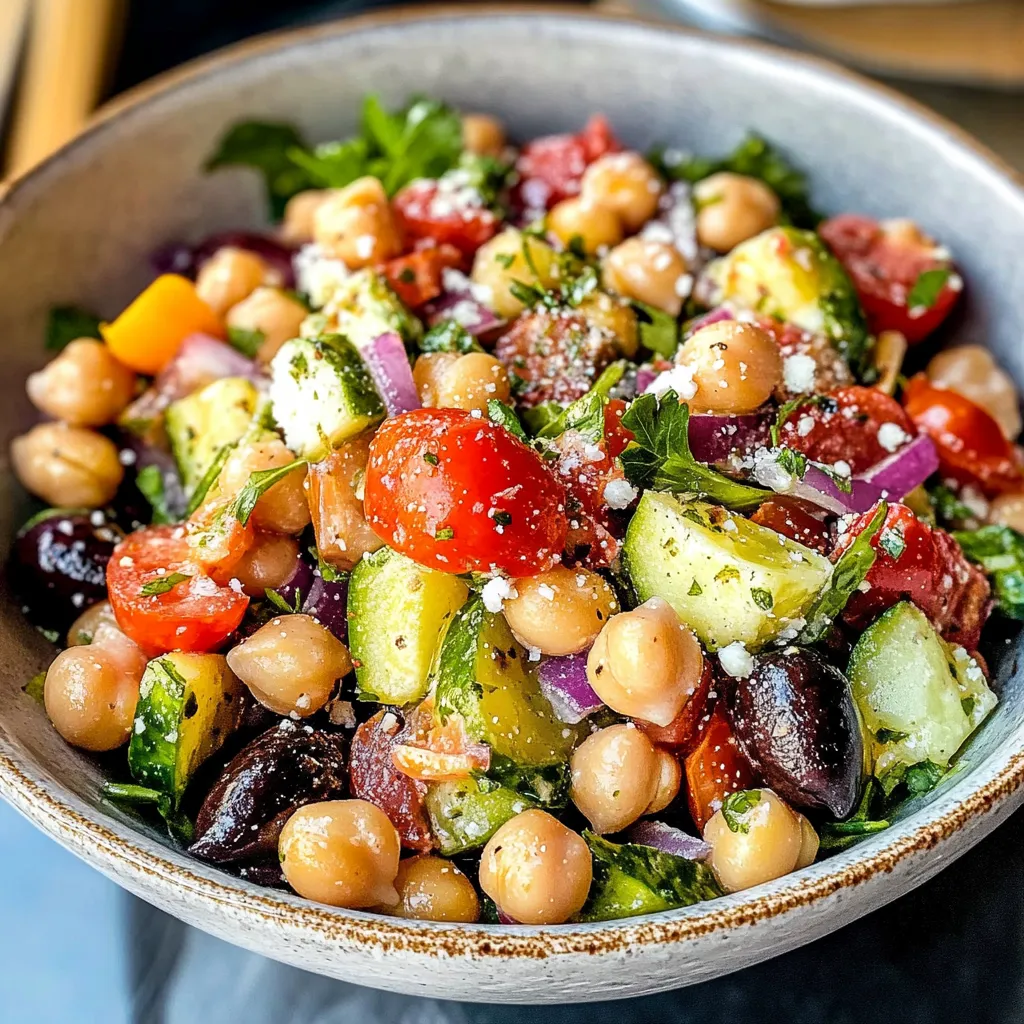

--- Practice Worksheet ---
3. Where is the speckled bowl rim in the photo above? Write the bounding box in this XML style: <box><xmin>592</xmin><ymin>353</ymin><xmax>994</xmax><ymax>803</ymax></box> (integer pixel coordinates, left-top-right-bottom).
<box><xmin>1</xmin><ymin>3</ymin><xmax>1024</xmax><ymax>964</ymax></box>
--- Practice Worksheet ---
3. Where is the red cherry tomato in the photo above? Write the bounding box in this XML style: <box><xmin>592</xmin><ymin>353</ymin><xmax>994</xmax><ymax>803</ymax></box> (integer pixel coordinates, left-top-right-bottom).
<box><xmin>637</xmin><ymin>656</ymin><xmax>714</xmax><ymax>755</ymax></box>
<box><xmin>392</xmin><ymin>180</ymin><xmax>499</xmax><ymax>259</ymax></box>
<box><xmin>185</xmin><ymin>498</ymin><xmax>254</xmax><ymax>585</ymax></box>
<box><xmin>833</xmin><ymin>501</ymin><xmax>991</xmax><ymax>651</ymax></box>
<box><xmin>512</xmin><ymin>113</ymin><xmax>621</xmax><ymax>213</ymax></box>
<box><xmin>380</xmin><ymin>245</ymin><xmax>464</xmax><ymax>308</ymax></box>
<box><xmin>749</xmin><ymin>497</ymin><xmax>831</xmax><ymax>555</ymax></box>
<box><xmin>902</xmin><ymin>374</ymin><xmax>1023</xmax><ymax>495</ymax></box>
<box><xmin>819</xmin><ymin>214</ymin><xmax>960</xmax><ymax>344</ymax></box>
<box><xmin>684</xmin><ymin>703</ymin><xmax>758</xmax><ymax>833</ymax></box>
<box><xmin>107</xmin><ymin>526</ymin><xmax>249</xmax><ymax>655</ymax></box>
<box><xmin>783</xmin><ymin>385</ymin><xmax>917</xmax><ymax>475</ymax></box>
<box><xmin>364</xmin><ymin>408</ymin><xmax>568</xmax><ymax>576</ymax></box>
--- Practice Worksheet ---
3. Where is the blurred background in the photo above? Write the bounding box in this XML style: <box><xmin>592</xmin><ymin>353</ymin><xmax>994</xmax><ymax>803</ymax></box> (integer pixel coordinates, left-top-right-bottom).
<box><xmin>1</xmin><ymin>1</ymin><xmax>1023</xmax><ymax>1022</ymax></box>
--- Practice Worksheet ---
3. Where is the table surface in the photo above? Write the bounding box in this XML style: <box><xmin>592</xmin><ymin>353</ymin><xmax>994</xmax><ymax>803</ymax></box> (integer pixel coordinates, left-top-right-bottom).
<box><xmin>3</xmin><ymin>3</ymin><xmax>1024</xmax><ymax>1022</ymax></box>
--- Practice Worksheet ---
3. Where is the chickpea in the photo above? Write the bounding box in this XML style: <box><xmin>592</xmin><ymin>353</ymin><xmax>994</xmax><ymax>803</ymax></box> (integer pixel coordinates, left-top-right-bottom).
<box><xmin>232</xmin><ymin>533</ymin><xmax>300</xmax><ymax>597</ymax></box>
<box><xmin>587</xmin><ymin>597</ymin><xmax>703</xmax><ymax>727</ymax></box>
<box><xmin>217</xmin><ymin>439</ymin><xmax>310</xmax><ymax>535</ymax></box>
<box><xmin>795</xmin><ymin>813</ymin><xmax>820</xmax><ymax>870</ymax></box>
<box><xmin>391</xmin><ymin>855</ymin><xmax>480</xmax><ymax>923</ymax></box>
<box><xmin>307</xmin><ymin>433</ymin><xmax>383</xmax><ymax>571</ymax></box>
<box><xmin>471</xmin><ymin>228</ymin><xmax>560</xmax><ymax>319</ymax></box>
<box><xmin>462</xmin><ymin>113</ymin><xmax>506</xmax><ymax>158</ymax></box>
<box><xmin>43</xmin><ymin>635</ymin><xmax>146</xmax><ymax>751</ymax></box>
<box><xmin>279</xmin><ymin>799</ymin><xmax>401</xmax><ymax>909</ymax></box>
<box><xmin>926</xmin><ymin>344</ymin><xmax>1021</xmax><ymax>440</ymax></box>
<box><xmin>570</xmin><ymin>724</ymin><xmax>662</xmax><ymax>834</ymax></box>
<box><xmin>281</xmin><ymin>189</ymin><xmax>330</xmax><ymax>246</ymax></box>
<box><xmin>693</xmin><ymin>172</ymin><xmax>780</xmax><ymax>252</ymax></box>
<box><xmin>26</xmin><ymin>339</ymin><xmax>137</xmax><ymax>427</ymax></box>
<box><xmin>578</xmin><ymin>291</ymin><xmax>639</xmax><ymax>358</ymax></box>
<box><xmin>703</xmin><ymin>789</ymin><xmax>803</xmax><ymax>893</ymax></box>
<box><xmin>677</xmin><ymin>320</ymin><xmax>783</xmax><ymax>415</ymax></box>
<box><xmin>226</xmin><ymin>613</ymin><xmax>352</xmax><ymax>717</ymax></box>
<box><xmin>313</xmin><ymin>177</ymin><xmax>403</xmax><ymax>269</ymax></box>
<box><xmin>602</xmin><ymin>238</ymin><xmax>689</xmax><ymax>318</ymax></box>
<box><xmin>580</xmin><ymin>151</ymin><xmax>662</xmax><ymax>232</ymax></box>
<box><xmin>66</xmin><ymin>600</ymin><xmax>118</xmax><ymax>647</ymax></box>
<box><xmin>413</xmin><ymin>352</ymin><xmax>460</xmax><ymax>407</ymax></box>
<box><xmin>548</xmin><ymin>197</ymin><xmax>624</xmax><ymax>255</ymax></box>
<box><xmin>988</xmin><ymin>493</ymin><xmax>1024</xmax><ymax>533</ymax></box>
<box><xmin>647</xmin><ymin>748</ymin><xmax>682</xmax><ymax>816</ymax></box>
<box><xmin>503</xmin><ymin>566</ymin><xmax>618</xmax><ymax>656</ymax></box>
<box><xmin>195</xmin><ymin>246</ymin><xmax>272</xmax><ymax>317</ymax></box>
<box><xmin>432</xmin><ymin>352</ymin><xmax>512</xmax><ymax>413</ymax></box>
<box><xmin>226</xmin><ymin>287</ymin><xmax>307</xmax><ymax>364</ymax></box>
<box><xmin>478</xmin><ymin>809</ymin><xmax>592</xmax><ymax>925</ymax></box>
<box><xmin>11</xmin><ymin>422</ymin><xmax>124</xmax><ymax>508</ymax></box>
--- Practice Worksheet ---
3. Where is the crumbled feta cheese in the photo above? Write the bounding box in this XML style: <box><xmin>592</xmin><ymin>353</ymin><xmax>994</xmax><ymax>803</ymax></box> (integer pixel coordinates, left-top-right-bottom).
<box><xmin>797</xmin><ymin>415</ymin><xmax>816</xmax><ymax>437</ymax></box>
<box><xmin>782</xmin><ymin>353</ymin><xmax>816</xmax><ymax>393</ymax></box>
<box><xmin>751</xmin><ymin>447</ymin><xmax>794</xmax><ymax>492</ymax></box>
<box><xmin>293</xmin><ymin>243</ymin><xmax>351</xmax><ymax>309</ymax></box>
<box><xmin>603</xmin><ymin>478</ymin><xmax>638</xmax><ymax>510</ymax></box>
<box><xmin>481</xmin><ymin>576</ymin><xmax>517</xmax><ymax>613</ymax></box>
<box><xmin>644</xmin><ymin>362</ymin><xmax>697</xmax><ymax>401</ymax></box>
<box><xmin>877</xmin><ymin>422</ymin><xmax>911</xmax><ymax>453</ymax></box>
<box><xmin>718</xmin><ymin>641</ymin><xmax>755</xmax><ymax>678</ymax></box>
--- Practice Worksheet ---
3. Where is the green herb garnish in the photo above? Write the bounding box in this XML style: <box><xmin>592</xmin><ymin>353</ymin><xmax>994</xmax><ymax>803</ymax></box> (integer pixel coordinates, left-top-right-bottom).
<box><xmin>46</xmin><ymin>305</ymin><xmax>103</xmax><ymax>352</ymax></box>
<box><xmin>907</xmin><ymin>267</ymin><xmax>952</xmax><ymax>311</ymax></box>
<box><xmin>721</xmin><ymin>790</ymin><xmax>762</xmax><ymax>834</ymax></box>
<box><xmin>139</xmin><ymin>572</ymin><xmax>192</xmax><ymax>597</ymax></box>
<box><xmin>230</xmin><ymin>458</ymin><xmax>308</xmax><ymax>525</ymax></box>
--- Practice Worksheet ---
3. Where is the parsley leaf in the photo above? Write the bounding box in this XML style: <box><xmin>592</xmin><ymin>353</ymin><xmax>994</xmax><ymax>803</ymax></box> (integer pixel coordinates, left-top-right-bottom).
<box><xmin>536</xmin><ymin>361</ymin><xmax>627</xmax><ymax>443</ymax></box>
<box><xmin>139</xmin><ymin>572</ymin><xmax>192</xmax><ymax>597</ymax></box>
<box><xmin>654</xmin><ymin>133</ymin><xmax>821</xmax><ymax>228</ymax></box>
<box><xmin>46</xmin><ymin>305</ymin><xmax>103</xmax><ymax>352</ymax></box>
<box><xmin>770</xmin><ymin>394</ymin><xmax>836</xmax><ymax>447</ymax></box>
<box><xmin>102</xmin><ymin>782</ymin><xmax>195</xmax><ymax>844</ymax></box>
<box><xmin>136</xmin><ymin>464</ymin><xmax>175</xmax><ymax>525</ymax></box>
<box><xmin>928</xmin><ymin>483</ymin><xmax>978</xmax><ymax>527</ymax></box>
<box><xmin>265</xmin><ymin>587</ymin><xmax>302</xmax><ymax>614</ymax></box>
<box><xmin>633</xmin><ymin>301</ymin><xmax>680</xmax><ymax>358</ymax></box>
<box><xmin>230</xmin><ymin>458</ymin><xmax>308</xmax><ymax>525</ymax></box>
<box><xmin>226</xmin><ymin>326</ymin><xmax>265</xmax><ymax>359</ymax></box>
<box><xmin>619</xmin><ymin>392</ymin><xmax>767</xmax><ymax>511</ymax></box>
<box><xmin>487</xmin><ymin>399</ymin><xmax>528</xmax><ymax>443</ymax></box>
<box><xmin>751</xmin><ymin>587</ymin><xmax>774</xmax><ymax>611</ymax></box>
<box><xmin>907</xmin><ymin>267</ymin><xmax>952</xmax><ymax>311</ymax></box>
<box><xmin>185</xmin><ymin>444</ymin><xmax>235</xmax><ymax>518</ymax></box>
<box><xmin>798</xmin><ymin>501</ymin><xmax>887</xmax><ymax>643</ymax></box>
<box><xmin>521</xmin><ymin>402</ymin><xmax>565</xmax><ymax>437</ymax></box>
<box><xmin>721</xmin><ymin>790</ymin><xmax>762</xmax><ymax>834</ymax></box>
<box><xmin>954</xmin><ymin>524</ymin><xmax>1024</xmax><ymax>619</ymax></box>
<box><xmin>421</xmin><ymin>320</ymin><xmax>484</xmax><ymax>355</ymax></box>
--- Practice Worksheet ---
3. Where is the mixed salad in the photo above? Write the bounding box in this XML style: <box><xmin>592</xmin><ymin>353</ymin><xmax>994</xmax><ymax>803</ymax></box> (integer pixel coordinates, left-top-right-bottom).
<box><xmin>11</xmin><ymin>95</ymin><xmax>1024</xmax><ymax>926</ymax></box>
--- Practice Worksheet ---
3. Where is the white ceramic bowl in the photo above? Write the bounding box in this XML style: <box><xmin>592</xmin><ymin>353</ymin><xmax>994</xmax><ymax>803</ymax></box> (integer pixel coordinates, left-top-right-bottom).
<box><xmin>1</xmin><ymin>7</ymin><xmax>1023</xmax><ymax>1003</ymax></box>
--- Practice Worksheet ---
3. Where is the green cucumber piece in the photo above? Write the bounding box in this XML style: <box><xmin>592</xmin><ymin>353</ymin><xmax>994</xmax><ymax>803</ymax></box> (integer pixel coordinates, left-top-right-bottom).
<box><xmin>348</xmin><ymin>546</ymin><xmax>469</xmax><ymax>706</ymax></box>
<box><xmin>318</xmin><ymin>269</ymin><xmax>422</xmax><ymax>349</ymax></box>
<box><xmin>622</xmin><ymin>492</ymin><xmax>832</xmax><ymax>650</ymax></box>
<box><xmin>424</xmin><ymin>778</ymin><xmax>533</xmax><ymax>856</ymax></box>
<box><xmin>847</xmin><ymin>601</ymin><xmax>997</xmax><ymax>775</ymax></box>
<box><xmin>127</xmin><ymin>653</ymin><xmax>244</xmax><ymax>808</ymax></box>
<box><xmin>579</xmin><ymin>864</ymin><xmax>673</xmax><ymax>922</ymax></box>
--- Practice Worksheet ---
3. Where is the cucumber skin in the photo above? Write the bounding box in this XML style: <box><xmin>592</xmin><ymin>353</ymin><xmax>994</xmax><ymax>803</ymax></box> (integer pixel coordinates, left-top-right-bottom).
<box><xmin>348</xmin><ymin>547</ymin><xmax>469</xmax><ymax>707</ymax></box>
<box><xmin>579</xmin><ymin>865</ymin><xmax>671</xmax><ymax>923</ymax></box>
<box><xmin>424</xmin><ymin>779</ymin><xmax>533</xmax><ymax>856</ymax></box>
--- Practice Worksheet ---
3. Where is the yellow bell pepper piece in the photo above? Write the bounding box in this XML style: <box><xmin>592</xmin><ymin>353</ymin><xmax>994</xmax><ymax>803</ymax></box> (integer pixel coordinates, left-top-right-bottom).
<box><xmin>101</xmin><ymin>274</ymin><xmax>224</xmax><ymax>374</ymax></box>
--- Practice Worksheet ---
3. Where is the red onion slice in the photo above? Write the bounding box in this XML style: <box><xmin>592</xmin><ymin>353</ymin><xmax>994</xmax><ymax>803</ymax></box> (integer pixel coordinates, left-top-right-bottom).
<box><xmin>683</xmin><ymin>306</ymin><xmax>734</xmax><ymax>338</ymax></box>
<box><xmin>423</xmin><ymin>292</ymin><xmax>506</xmax><ymax>338</ymax></box>
<box><xmin>496</xmin><ymin>910</ymin><xmax>519</xmax><ymax>925</ymax></box>
<box><xmin>626</xmin><ymin>821</ymin><xmax>711</xmax><ymax>861</ymax></box>
<box><xmin>688</xmin><ymin>412</ymin><xmax>772</xmax><ymax>465</ymax></box>
<box><xmin>859</xmin><ymin>433</ymin><xmax>939</xmax><ymax>498</ymax></box>
<box><xmin>362</xmin><ymin>332</ymin><xmax>420</xmax><ymax>417</ymax></box>
<box><xmin>537</xmin><ymin>652</ymin><xmax>603</xmax><ymax>725</ymax></box>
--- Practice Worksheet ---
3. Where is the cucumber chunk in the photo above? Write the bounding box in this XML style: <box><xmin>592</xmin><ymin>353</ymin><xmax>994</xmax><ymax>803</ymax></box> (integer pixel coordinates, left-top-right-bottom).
<box><xmin>433</xmin><ymin>595</ymin><xmax>577</xmax><ymax>764</ymax></box>
<box><xmin>128</xmin><ymin>653</ymin><xmax>244</xmax><ymax>808</ymax></box>
<box><xmin>622</xmin><ymin>492</ymin><xmax>832</xmax><ymax>650</ymax></box>
<box><xmin>165</xmin><ymin>377</ymin><xmax>259</xmax><ymax>495</ymax></box>
<box><xmin>268</xmin><ymin>334</ymin><xmax>385</xmax><ymax>458</ymax></box>
<box><xmin>316</xmin><ymin>269</ymin><xmax>423</xmax><ymax>349</ymax></box>
<box><xmin>348</xmin><ymin>546</ymin><xmax>470</xmax><ymax>706</ymax></box>
<box><xmin>424</xmin><ymin>778</ymin><xmax>534</xmax><ymax>856</ymax></box>
<box><xmin>847</xmin><ymin>601</ymin><xmax>997</xmax><ymax>775</ymax></box>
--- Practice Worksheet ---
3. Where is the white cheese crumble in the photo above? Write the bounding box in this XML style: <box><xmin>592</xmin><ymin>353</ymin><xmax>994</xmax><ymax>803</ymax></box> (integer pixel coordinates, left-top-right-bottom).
<box><xmin>782</xmin><ymin>353</ymin><xmax>817</xmax><ymax>394</ymax></box>
<box><xmin>644</xmin><ymin>362</ymin><xmax>697</xmax><ymax>401</ymax></box>
<box><xmin>481</xmin><ymin>576</ymin><xmax>517</xmax><ymax>613</ymax></box>
<box><xmin>718</xmin><ymin>641</ymin><xmax>755</xmax><ymax>679</ymax></box>
<box><xmin>603</xmin><ymin>478</ymin><xmax>638</xmax><ymax>510</ymax></box>
<box><xmin>293</xmin><ymin>243</ymin><xmax>351</xmax><ymax>309</ymax></box>
<box><xmin>877</xmin><ymin>422</ymin><xmax>911</xmax><ymax>453</ymax></box>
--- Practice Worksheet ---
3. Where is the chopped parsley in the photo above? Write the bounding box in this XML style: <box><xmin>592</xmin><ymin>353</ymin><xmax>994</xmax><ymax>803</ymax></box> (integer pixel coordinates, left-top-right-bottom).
<box><xmin>907</xmin><ymin>267</ymin><xmax>952</xmax><ymax>311</ymax></box>
<box><xmin>136</xmin><ymin>464</ymin><xmax>175</xmax><ymax>525</ymax></box>
<box><xmin>139</xmin><ymin>572</ymin><xmax>192</xmax><ymax>597</ymax></box>
<box><xmin>487</xmin><ymin>399</ymin><xmax>528</xmax><ymax>443</ymax></box>
<box><xmin>46</xmin><ymin>305</ymin><xmax>103</xmax><ymax>352</ymax></box>
<box><xmin>435</xmin><ymin>527</ymin><xmax>455</xmax><ymax>541</ymax></box>
<box><xmin>721</xmin><ymin>790</ymin><xmax>762</xmax><ymax>833</ymax></box>
<box><xmin>422</xmin><ymin>452</ymin><xmax>440</xmax><ymax>466</ymax></box>
<box><xmin>226</xmin><ymin>326</ymin><xmax>265</xmax><ymax>358</ymax></box>
<box><xmin>633</xmin><ymin>301</ymin><xmax>680</xmax><ymax>359</ymax></box>
<box><xmin>230</xmin><ymin>458</ymin><xmax>308</xmax><ymax>525</ymax></box>
<box><xmin>750</xmin><ymin>587</ymin><xmax>774</xmax><ymax>611</ymax></box>
<box><xmin>954</xmin><ymin>524</ymin><xmax>1024</xmax><ymax>620</ymax></box>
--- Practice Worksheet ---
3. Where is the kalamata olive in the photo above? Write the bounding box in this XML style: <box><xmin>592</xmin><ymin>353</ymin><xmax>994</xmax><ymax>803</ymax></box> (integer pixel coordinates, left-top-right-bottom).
<box><xmin>11</xmin><ymin>510</ymin><xmax>123</xmax><ymax>632</ymax></box>
<box><xmin>349</xmin><ymin>709</ymin><xmax>433</xmax><ymax>852</ymax></box>
<box><xmin>189</xmin><ymin>721</ymin><xmax>348</xmax><ymax>863</ymax></box>
<box><xmin>725</xmin><ymin>648</ymin><xmax>864</xmax><ymax>818</ymax></box>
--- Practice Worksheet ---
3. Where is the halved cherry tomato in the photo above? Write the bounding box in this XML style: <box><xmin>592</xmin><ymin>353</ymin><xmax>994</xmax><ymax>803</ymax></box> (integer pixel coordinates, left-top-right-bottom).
<box><xmin>783</xmin><ymin>386</ymin><xmax>917</xmax><ymax>475</ymax></box>
<box><xmin>684</xmin><ymin>703</ymin><xmax>758</xmax><ymax>833</ymax></box>
<box><xmin>819</xmin><ymin>214</ymin><xmax>960</xmax><ymax>344</ymax></box>
<box><xmin>392</xmin><ymin>180</ymin><xmax>499</xmax><ymax>259</ymax></box>
<box><xmin>902</xmin><ymin>374</ymin><xmax>1024</xmax><ymax>494</ymax></box>
<box><xmin>107</xmin><ymin>526</ymin><xmax>249</xmax><ymax>655</ymax></box>
<box><xmin>512</xmin><ymin>113</ymin><xmax>622</xmax><ymax>213</ymax></box>
<box><xmin>364</xmin><ymin>408</ymin><xmax>568</xmax><ymax>576</ymax></box>
<box><xmin>637</xmin><ymin>656</ymin><xmax>714</xmax><ymax>755</ymax></box>
<box><xmin>603</xmin><ymin>398</ymin><xmax>634</xmax><ymax>459</ymax></box>
<box><xmin>750</xmin><ymin>497</ymin><xmax>831</xmax><ymax>555</ymax></box>
<box><xmin>186</xmin><ymin>498</ymin><xmax>255</xmax><ymax>584</ymax></box>
<box><xmin>833</xmin><ymin>501</ymin><xmax>991</xmax><ymax>651</ymax></box>
<box><xmin>380</xmin><ymin>244</ymin><xmax>463</xmax><ymax>308</ymax></box>
<box><xmin>349</xmin><ymin>709</ymin><xmax>433</xmax><ymax>852</ymax></box>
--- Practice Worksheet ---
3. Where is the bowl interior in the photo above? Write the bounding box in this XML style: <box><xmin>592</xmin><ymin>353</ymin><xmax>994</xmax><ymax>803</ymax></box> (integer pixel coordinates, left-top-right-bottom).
<box><xmin>0</xmin><ymin>8</ymin><xmax>1023</xmax><ymax>1001</ymax></box>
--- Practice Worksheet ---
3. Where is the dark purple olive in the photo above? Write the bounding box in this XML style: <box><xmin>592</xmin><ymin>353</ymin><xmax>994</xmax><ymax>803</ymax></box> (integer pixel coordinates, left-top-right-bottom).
<box><xmin>11</xmin><ymin>510</ymin><xmax>123</xmax><ymax>632</ymax></box>
<box><xmin>189</xmin><ymin>721</ymin><xmax>347</xmax><ymax>864</ymax></box>
<box><xmin>725</xmin><ymin>648</ymin><xmax>864</xmax><ymax>819</ymax></box>
<box><xmin>300</xmin><ymin>573</ymin><xmax>348</xmax><ymax>645</ymax></box>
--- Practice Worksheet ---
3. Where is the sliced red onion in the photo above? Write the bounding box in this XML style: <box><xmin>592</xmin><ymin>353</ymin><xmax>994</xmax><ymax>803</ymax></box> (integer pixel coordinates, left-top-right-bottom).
<box><xmin>688</xmin><ymin>412</ymin><xmax>771</xmax><ymax>465</ymax></box>
<box><xmin>787</xmin><ymin>466</ymin><xmax>885</xmax><ymax>517</ymax></box>
<box><xmin>683</xmin><ymin>306</ymin><xmax>734</xmax><ymax>338</ymax></box>
<box><xmin>362</xmin><ymin>333</ymin><xmax>420</xmax><ymax>417</ymax></box>
<box><xmin>152</xmin><ymin>231</ymin><xmax>296</xmax><ymax>288</ymax></box>
<box><xmin>496</xmin><ymin>910</ymin><xmax>519</xmax><ymax>925</ymax></box>
<box><xmin>626</xmin><ymin>821</ymin><xmax>711</xmax><ymax>862</ymax></box>
<box><xmin>537</xmin><ymin>652</ymin><xmax>603</xmax><ymax>725</ymax></box>
<box><xmin>634</xmin><ymin>366</ymin><xmax>658</xmax><ymax>394</ymax></box>
<box><xmin>423</xmin><ymin>293</ymin><xmax>506</xmax><ymax>339</ymax></box>
<box><xmin>859</xmin><ymin>434</ymin><xmax>939</xmax><ymax>499</ymax></box>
